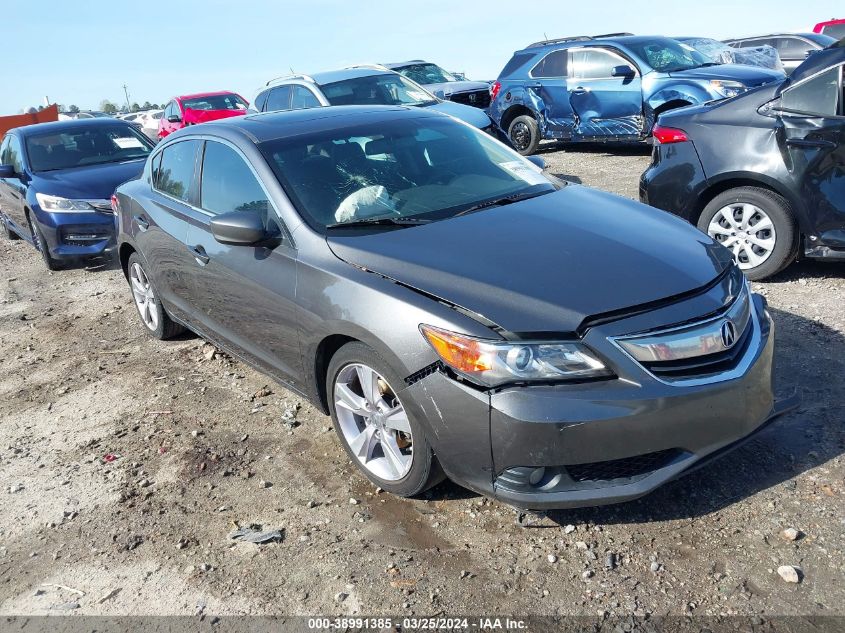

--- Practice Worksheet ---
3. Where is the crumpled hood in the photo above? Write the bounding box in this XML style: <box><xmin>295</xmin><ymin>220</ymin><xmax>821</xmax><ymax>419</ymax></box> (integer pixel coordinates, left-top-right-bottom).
<box><xmin>426</xmin><ymin>80</ymin><xmax>491</xmax><ymax>96</ymax></box>
<box><xmin>327</xmin><ymin>186</ymin><xmax>733</xmax><ymax>334</ymax></box>
<box><xmin>667</xmin><ymin>64</ymin><xmax>784</xmax><ymax>86</ymax></box>
<box><xmin>30</xmin><ymin>159</ymin><xmax>146</xmax><ymax>199</ymax></box>
<box><xmin>425</xmin><ymin>100</ymin><xmax>492</xmax><ymax>129</ymax></box>
<box><xmin>183</xmin><ymin>108</ymin><xmax>248</xmax><ymax>124</ymax></box>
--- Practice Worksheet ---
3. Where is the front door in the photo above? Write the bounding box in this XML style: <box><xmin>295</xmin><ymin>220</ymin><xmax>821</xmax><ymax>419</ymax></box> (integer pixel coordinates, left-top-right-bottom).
<box><xmin>182</xmin><ymin>139</ymin><xmax>302</xmax><ymax>388</ymax></box>
<box><xmin>0</xmin><ymin>134</ymin><xmax>29</xmax><ymax>237</ymax></box>
<box><xmin>778</xmin><ymin>61</ymin><xmax>845</xmax><ymax>247</ymax></box>
<box><xmin>567</xmin><ymin>47</ymin><xmax>644</xmax><ymax>141</ymax></box>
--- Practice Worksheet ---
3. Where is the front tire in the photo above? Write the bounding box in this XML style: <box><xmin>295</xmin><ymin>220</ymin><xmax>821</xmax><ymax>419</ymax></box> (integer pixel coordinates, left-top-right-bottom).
<box><xmin>508</xmin><ymin>114</ymin><xmax>540</xmax><ymax>156</ymax></box>
<box><xmin>127</xmin><ymin>252</ymin><xmax>184</xmax><ymax>340</ymax></box>
<box><xmin>327</xmin><ymin>342</ymin><xmax>444</xmax><ymax>497</ymax></box>
<box><xmin>27</xmin><ymin>215</ymin><xmax>61</xmax><ymax>270</ymax></box>
<box><xmin>698</xmin><ymin>187</ymin><xmax>798</xmax><ymax>281</ymax></box>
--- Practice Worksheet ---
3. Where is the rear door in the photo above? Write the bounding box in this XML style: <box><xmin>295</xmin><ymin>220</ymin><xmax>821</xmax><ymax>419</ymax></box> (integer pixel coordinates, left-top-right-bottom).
<box><xmin>183</xmin><ymin>139</ymin><xmax>302</xmax><ymax>386</ymax></box>
<box><xmin>778</xmin><ymin>62</ymin><xmax>845</xmax><ymax>246</ymax></box>
<box><xmin>567</xmin><ymin>47</ymin><xmax>643</xmax><ymax>140</ymax></box>
<box><xmin>140</xmin><ymin>138</ymin><xmax>203</xmax><ymax>322</ymax></box>
<box><xmin>526</xmin><ymin>50</ymin><xmax>575</xmax><ymax>139</ymax></box>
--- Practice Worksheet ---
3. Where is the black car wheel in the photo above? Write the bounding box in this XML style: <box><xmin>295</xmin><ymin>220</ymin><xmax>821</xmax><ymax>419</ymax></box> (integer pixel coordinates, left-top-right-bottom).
<box><xmin>127</xmin><ymin>252</ymin><xmax>185</xmax><ymax>339</ymax></box>
<box><xmin>698</xmin><ymin>187</ymin><xmax>798</xmax><ymax>281</ymax></box>
<box><xmin>1</xmin><ymin>213</ymin><xmax>20</xmax><ymax>240</ymax></box>
<box><xmin>327</xmin><ymin>341</ymin><xmax>445</xmax><ymax>497</ymax></box>
<box><xmin>27</xmin><ymin>215</ymin><xmax>62</xmax><ymax>271</ymax></box>
<box><xmin>508</xmin><ymin>115</ymin><xmax>540</xmax><ymax>156</ymax></box>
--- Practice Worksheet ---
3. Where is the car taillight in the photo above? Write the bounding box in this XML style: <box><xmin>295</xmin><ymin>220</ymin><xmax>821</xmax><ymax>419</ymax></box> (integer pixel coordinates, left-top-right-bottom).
<box><xmin>490</xmin><ymin>81</ymin><xmax>501</xmax><ymax>101</ymax></box>
<box><xmin>652</xmin><ymin>125</ymin><xmax>689</xmax><ymax>144</ymax></box>
<box><xmin>110</xmin><ymin>194</ymin><xmax>120</xmax><ymax>214</ymax></box>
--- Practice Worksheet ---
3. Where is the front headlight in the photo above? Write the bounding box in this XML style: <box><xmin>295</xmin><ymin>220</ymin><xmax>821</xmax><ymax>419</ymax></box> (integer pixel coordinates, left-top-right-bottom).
<box><xmin>35</xmin><ymin>193</ymin><xmax>96</xmax><ymax>212</ymax></box>
<box><xmin>420</xmin><ymin>325</ymin><xmax>613</xmax><ymax>387</ymax></box>
<box><xmin>709</xmin><ymin>80</ymin><xmax>747</xmax><ymax>98</ymax></box>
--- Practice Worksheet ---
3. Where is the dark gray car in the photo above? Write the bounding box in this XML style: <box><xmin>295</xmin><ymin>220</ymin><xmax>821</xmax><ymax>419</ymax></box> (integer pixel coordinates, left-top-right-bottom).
<box><xmin>114</xmin><ymin>105</ymin><xmax>793</xmax><ymax>509</ymax></box>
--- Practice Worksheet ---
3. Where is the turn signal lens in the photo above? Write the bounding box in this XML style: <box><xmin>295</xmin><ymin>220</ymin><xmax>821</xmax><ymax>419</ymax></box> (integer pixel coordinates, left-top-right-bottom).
<box><xmin>420</xmin><ymin>325</ymin><xmax>494</xmax><ymax>373</ymax></box>
<box><xmin>652</xmin><ymin>125</ymin><xmax>689</xmax><ymax>144</ymax></box>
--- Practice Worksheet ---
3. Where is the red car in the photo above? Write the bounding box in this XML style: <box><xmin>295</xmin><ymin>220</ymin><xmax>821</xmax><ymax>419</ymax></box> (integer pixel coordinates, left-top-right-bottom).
<box><xmin>158</xmin><ymin>91</ymin><xmax>249</xmax><ymax>139</ymax></box>
<box><xmin>813</xmin><ymin>18</ymin><xmax>845</xmax><ymax>40</ymax></box>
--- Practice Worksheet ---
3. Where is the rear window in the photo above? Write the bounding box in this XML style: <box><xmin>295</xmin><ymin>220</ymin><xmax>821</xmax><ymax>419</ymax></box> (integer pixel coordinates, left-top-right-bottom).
<box><xmin>25</xmin><ymin>125</ymin><xmax>153</xmax><ymax>172</ymax></box>
<box><xmin>498</xmin><ymin>53</ymin><xmax>535</xmax><ymax>78</ymax></box>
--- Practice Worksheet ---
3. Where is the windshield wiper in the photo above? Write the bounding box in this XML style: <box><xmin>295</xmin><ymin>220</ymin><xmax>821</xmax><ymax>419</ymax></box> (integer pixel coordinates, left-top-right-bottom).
<box><xmin>451</xmin><ymin>189</ymin><xmax>553</xmax><ymax>219</ymax></box>
<box><xmin>696</xmin><ymin>62</ymin><xmax>722</xmax><ymax>68</ymax></box>
<box><xmin>326</xmin><ymin>216</ymin><xmax>432</xmax><ymax>229</ymax></box>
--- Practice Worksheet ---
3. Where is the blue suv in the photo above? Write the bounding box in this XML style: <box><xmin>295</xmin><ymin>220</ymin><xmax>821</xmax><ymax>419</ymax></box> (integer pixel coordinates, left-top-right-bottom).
<box><xmin>489</xmin><ymin>34</ymin><xmax>784</xmax><ymax>154</ymax></box>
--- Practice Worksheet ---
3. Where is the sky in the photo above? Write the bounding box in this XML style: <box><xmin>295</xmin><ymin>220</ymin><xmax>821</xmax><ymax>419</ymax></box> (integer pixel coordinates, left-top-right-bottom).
<box><xmin>2</xmin><ymin>0</ymin><xmax>841</xmax><ymax>113</ymax></box>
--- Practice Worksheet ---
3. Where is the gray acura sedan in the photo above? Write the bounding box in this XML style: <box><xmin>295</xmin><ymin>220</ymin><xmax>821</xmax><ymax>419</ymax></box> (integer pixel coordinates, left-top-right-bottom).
<box><xmin>114</xmin><ymin>105</ymin><xmax>794</xmax><ymax>509</ymax></box>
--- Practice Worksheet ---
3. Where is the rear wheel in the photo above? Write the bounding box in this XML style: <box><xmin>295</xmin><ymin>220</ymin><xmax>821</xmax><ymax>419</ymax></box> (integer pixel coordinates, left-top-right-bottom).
<box><xmin>698</xmin><ymin>187</ymin><xmax>798</xmax><ymax>281</ymax></box>
<box><xmin>27</xmin><ymin>215</ymin><xmax>61</xmax><ymax>270</ymax></box>
<box><xmin>327</xmin><ymin>342</ymin><xmax>445</xmax><ymax>497</ymax></box>
<box><xmin>1</xmin><ymin>213</ymin><xmax>20</xmax><ymax>240</ymax></box>
<box><xmin>127</xmin><ymin>252</ymin><xmax>184</xmax><ymax>339</ymax></box>
<box><xmin>508</xmin><ymin>115</ymin><xmax>540</xmax><ymax>156</ymax></box>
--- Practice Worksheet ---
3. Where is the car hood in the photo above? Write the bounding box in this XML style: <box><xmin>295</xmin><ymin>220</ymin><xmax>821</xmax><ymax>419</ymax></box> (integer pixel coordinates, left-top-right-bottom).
<box><xmin>425</xmin><ymin>100</ymin><xmax>492</xmax><ymax>129</ymax></box>
<box><xmin>182</xmin><ymin>108</ymin><xmax>248</xmax><ymax>124</ymax></box>
<box><xmin>327</xmin><ymin>186</ymin><xmax>733</xmax><ymax>334</ymax></box>
<box><xmin>667</xmin><ymin>64</ymin><xmax>784</xmax><ymax>86</ymax></box>
<box><xmin>426</xmin><ymin>80</ymin><xmax>491</xmax><ymax>96</ymax></box>
<box><xmin>30</xmin><ymin>159</ymin><xmax>147</xmax><ymax>199</ymax></box>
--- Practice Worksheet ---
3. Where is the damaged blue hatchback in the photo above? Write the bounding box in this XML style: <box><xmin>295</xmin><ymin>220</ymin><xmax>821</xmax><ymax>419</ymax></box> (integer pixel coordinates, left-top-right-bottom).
<box><xmin>489</xmin><ymin>34</ymin><xmax>783</xmax><ymax>154</ymax></box>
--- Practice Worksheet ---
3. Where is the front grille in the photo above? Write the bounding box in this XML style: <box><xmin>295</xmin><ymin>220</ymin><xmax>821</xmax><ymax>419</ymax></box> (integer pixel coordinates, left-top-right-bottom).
<box><xmin>642</xmin><ymin>320</ymin><xmax>753</xmax><ymax>379</ymax></box>
<box><xmin>565</xmin><ymin>449</ymin><xmax>681</xmax><ymax>483</ymax></box>
<box><xmin>448</xmin><ymin>90</ymin><xmax>491</xmax><ymax>109</ymax></box>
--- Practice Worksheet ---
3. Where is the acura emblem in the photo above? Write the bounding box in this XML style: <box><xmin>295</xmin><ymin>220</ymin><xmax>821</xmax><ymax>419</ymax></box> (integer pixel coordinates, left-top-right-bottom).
<box><xmin>720</xmin><ymin>320</ymin><xmax>738</xmax><ymax>349</ymax></box>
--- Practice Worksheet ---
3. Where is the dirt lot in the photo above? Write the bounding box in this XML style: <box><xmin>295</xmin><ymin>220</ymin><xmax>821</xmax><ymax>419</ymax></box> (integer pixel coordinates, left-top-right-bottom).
<box><xmin>1</xmin><ymin>141</ymin><xmax>844</xmax><ymax>619</ymax></box>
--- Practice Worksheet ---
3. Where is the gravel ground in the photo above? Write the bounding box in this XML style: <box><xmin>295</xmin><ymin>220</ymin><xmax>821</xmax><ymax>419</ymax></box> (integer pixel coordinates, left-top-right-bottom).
<box><xmin>1</xmin><ymin>141</ymin><xmax>843</xmax><ymax>619</ymax></box>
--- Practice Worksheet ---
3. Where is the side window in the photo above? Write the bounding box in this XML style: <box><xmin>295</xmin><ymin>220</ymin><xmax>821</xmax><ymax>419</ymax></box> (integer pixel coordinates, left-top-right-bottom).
<box><xmin>7</xmin><ymin>136</ymin><xmax>24</xmax><ymax>173</ymax></box>
<box><xmin>153</xmin><ymin>139</ymin><xmax>201</xmax><ymax>203</ymax></box>
<box><xmin>777</xmin><ymin>37</ymin><xmax>811</xmax><ymax>60</ymax></box>
<box><xmin>530</xmin><ymin>50</ymin><xmax>568</xmax><ymax>78</ymax></box>
<box><xmin>570</xmin><ymin>49</ymin><xmax>623</xmax><ymax>80</ymax></box>
<box><xmin>265</xmin><ymin>86</ymin><xmax>292</xmax><ymax>112</ymax></box>
<box><xmin>290</xmin><ymin>86</ymin><xmax>321</xmax><ymax>110</ymax></box>
<box><xmin>253</xmin><ymin>90</ymin><xmax>270</xmax><ymax>112</ymax></box>
<box><xmin>200</xmin><ymin>141</ymin><xmax>270</xmax><ymax>217</ymax></box>
<box><xmin>781</xmin><ymin>65</ymin><xmax>842</xmax><ymax>117</ymax></box>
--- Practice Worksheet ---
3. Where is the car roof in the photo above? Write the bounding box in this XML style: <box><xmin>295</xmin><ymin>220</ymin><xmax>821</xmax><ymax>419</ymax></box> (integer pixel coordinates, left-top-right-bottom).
<box><xmin>518</xmin><ymin>34</ymin><xmax>661</xmax><ymax>52</ymax></box>
<box><xmin>162</xmin><ymin>105</ymin><xmax>446</xmax><ymax>145</ymax></box>
<box><xmin>176</xmin><ymin>91</ymin><xmax>241</xmax><ymax>101</ymax></box>
<box><xmin>11</xmin><ymin>117</ymin><xmax>132</xmax><ymax>137</ymax></box>
<box><xmin>382</xmin><ymin>60</ymin><xmax>428</xmax><ymax>69</ymax></box>
<box><xmin>727</xmin><ymin>32</ymin><xmax>829</xmax><ymax>40</ymax></box>
<box><xmin>307</xmin><ymin>67</ymin><xmax>393</xmax><ymax>86</ymax></box>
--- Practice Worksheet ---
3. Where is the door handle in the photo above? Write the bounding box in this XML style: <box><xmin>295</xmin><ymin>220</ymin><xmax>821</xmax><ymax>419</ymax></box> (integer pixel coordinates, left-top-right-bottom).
<box><xmin>133</xmin><ymin>214</ymin><xmax>149</xmax><ymax>231</ymax></box>
<box><xmin>785</xmin><ymin>138</ymin><xmax>836</xmax><ymax>149</ymax></box>
<box><xmin>188</xmin><ymin>244</ymin><xmax>210</xmax><ymax>266</ymax></box>
<box><xmin>571</xmin><ymin>87</ymin><xmax>589</xmax><ymax>95</ymax></box>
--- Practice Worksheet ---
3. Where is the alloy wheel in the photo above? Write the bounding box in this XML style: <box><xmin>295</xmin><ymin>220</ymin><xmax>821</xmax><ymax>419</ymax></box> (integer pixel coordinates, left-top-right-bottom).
<box><xmin>707</xmin><ymin>203</ymin><xmax>776</xmax><ymax>270</ymax></box>
<box><xmin>334</xmin><ymin>363</ymin><xmax>413</xmax><ymax>481</ymax></box>
<box><xmin>130</xmin><ymin>262</ymin><xmax>160</xmax><ymax>331</ymax></box>
<box><xmin>510</xmin><ymin>121</ymin><xmax>532</xmax><ymax>152</ymax></box>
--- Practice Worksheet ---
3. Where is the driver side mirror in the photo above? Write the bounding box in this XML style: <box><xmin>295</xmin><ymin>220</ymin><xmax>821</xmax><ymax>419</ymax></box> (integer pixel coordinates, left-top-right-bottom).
<box><xmin>167</xmin><ymin>114</ymin><xmax>182</xmax><ymax>123</ymax></box>
<box><xmin>611</xmin><ymin>64</ymin><xmax>636</xmax><ymax>78</ymax></box>
<box><xmin>210</xmin><ymin>210</ymin><xmax>273</xmax><ymax>246</ymax></box>
<box><xmin>433</xmin><ymin>89</ymin><xmax>446</xmax><ymax>100</ymax></box>
<box><xmin>526</xmin><ymin>155</ymin><xmax>546</xmax><ymax>170</ymax></box>
<box><xmin>0</xmin><ymin>164</ymin><xmax>15</xmax><ymax>178</ymax></box>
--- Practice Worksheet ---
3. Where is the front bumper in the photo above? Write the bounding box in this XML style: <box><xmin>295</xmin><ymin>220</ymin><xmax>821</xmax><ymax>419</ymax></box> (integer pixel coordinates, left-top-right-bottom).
<box><xmin>35</xmin><ymin>209</ymin><xmax>117</xmax><ymax>259</ymax></box>
<box><xmin>399</xmin><ymin>291</ymin><xmax>790</xmax><ymax>510</ymax></box>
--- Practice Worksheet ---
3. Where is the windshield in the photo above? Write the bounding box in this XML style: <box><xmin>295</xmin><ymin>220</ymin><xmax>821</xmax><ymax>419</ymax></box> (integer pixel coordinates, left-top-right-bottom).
<box><xmin>394</xmin><ymin>63</ymin><xmax>456</xmax><ymax>85</ymax></box>
<box><xmin>25</xmin><ymin>125</ymin><xmax>154</xmax><ymax>172</ymax></box>
<box><xmin>626</xmin><ymin>38</ymin><xmax>711</xmax><ymax>72</ymax></box>
<box><xmin>260</xmin><ymin>117</ymin><xmax>559</xmax><ymax>230</ymax></box>
<box><xmin>181</xmin><ymin>94</ymin><xmax>247</xmax><ymax>111</ymax></box>
<box><xmin>678</xmin><ymin>38</ymin><xmax>733</xmax><ymax>64</ymax></box>
<box><xmin>319</xmin><ymin>73</ymin><xmax>437</xmax><ymax>107</ymax></box>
